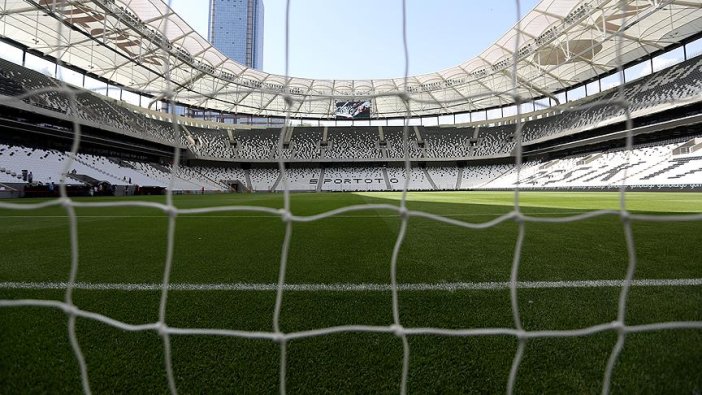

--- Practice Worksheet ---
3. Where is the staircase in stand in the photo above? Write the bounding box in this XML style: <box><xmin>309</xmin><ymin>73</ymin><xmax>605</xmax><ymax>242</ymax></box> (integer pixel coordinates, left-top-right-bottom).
<box><xmin>423</xmin><ymin>168</ymin><xmax>438</xmax><ymax>190</ymax></box>
<box><xmin>382</xmin><ymin>167</ymin><xmax>392</xmax><ymax>190</ymax></box>
<box><xmin>456</xmin><ymin>167</ymin><xmax>463</xmax><ymax>190</ymax></box>
<box><xmin>317</xmin><ymin>168</ymin><xmax>325</xmax><ymax>192</ymax></box>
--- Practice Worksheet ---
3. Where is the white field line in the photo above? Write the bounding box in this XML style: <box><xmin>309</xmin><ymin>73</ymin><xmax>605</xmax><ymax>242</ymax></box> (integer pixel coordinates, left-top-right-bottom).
<box><xmin>0</xmin><ymin>279</ymin><xmax>701</xmax><ymax>292</ymax></box>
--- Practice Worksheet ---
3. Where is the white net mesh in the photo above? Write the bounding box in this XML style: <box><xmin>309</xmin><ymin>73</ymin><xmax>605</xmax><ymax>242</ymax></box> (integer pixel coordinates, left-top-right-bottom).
<box><xmin>0</xmin><ymin>0</ymin><xmax>701</xmax><ymax>394</ymax></box>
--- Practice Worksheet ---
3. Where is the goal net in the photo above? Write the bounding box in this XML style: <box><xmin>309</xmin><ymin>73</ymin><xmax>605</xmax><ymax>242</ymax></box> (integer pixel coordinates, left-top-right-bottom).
<box><xmin>0</xmin><ymin>0</ymin><xmax>701</xmax><ymax>394</ymax></box>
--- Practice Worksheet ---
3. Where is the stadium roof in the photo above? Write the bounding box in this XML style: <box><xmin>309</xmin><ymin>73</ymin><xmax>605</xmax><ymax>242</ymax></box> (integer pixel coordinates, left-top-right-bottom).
<box><xmin>2</xmin><ymin>0</ymin><xmax>702</xmax><ymax>118</ymax></box>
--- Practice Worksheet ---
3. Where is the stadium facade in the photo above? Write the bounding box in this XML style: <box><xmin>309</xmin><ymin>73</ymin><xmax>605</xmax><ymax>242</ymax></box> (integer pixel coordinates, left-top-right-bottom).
<box><xmin>1</xmin><ymin>2</ymin><xmax>702</xmax><ymax>393</ymax></box>
<box><xmin>207</xmin><ymin>0</ymin><xmax>264</xmax><ymax>70</ymax></box>
<box><xmin>0</xmin><ymin>0</ymin><xmax>699</xmax><ymax>196</ymax></box>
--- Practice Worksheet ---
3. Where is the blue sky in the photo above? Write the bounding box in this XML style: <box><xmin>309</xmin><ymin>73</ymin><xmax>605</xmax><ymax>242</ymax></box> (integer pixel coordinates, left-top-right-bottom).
<box><xmin>169</xmin><ymin>0</ymin><xmax>542</xmax><ymax>79</ymax></box>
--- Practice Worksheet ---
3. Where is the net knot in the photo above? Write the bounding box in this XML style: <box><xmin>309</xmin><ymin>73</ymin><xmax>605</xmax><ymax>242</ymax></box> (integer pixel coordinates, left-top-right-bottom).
<box><xmin>164</xmin><ymin>206</ymin><xmax>178</xmax><ymax>218</ymax></box>
<box><xmin>279</xmin><ymin>209</ymin><xmax>293</xmax><ymax>223</ymax></box>
<box><xmin>156</xmin><ymin>322</ymin><xmax>169</xmax><ymax>336</ymax></box>
<box><xmin>619</xmin><ymin>210</ymin><xmax>630</xmax><ymax>222</ymax></box>
<box><xmin>613</xmin><ymin>98</ymin><xmax>629</xmax><ymax>111</ymax></box>
<box><xmin>62</xmin><ymin>303</ymin><xmax>79</xmax><ymax>316</ymax></box>
<box><xmin>397</xmin><ymin>92</ymin><xmax>410</xmax><ymax>103</ymax></box>
<box><xmin>612</xmin><ymin>320</ymin><xmax>626</xmax><ymax>334</ymax></box>
<box><xmin>59</xmin><ymin>197</ymin><xmax>72</xmax><ymax>208</ymax></box>
<box><xmin>272</xmin><ymin>332</ymin><xmax>285</xmax><ymax>343</ymax></box>
<box><xmin>162</xmin><ymin>88</ymin><xmax>175</xmax><ymax>100</ymax></box>
<box><xmin>390</xmin><ymin>324</ymin><xmax>405</xmax><ymax>336</ymax></box>
<box><xmin>515</xmin><ymin>329</ymin><xmax>527</xmax><ymax>340</ymax></box>
<box><xmin>398</xmin><ymin>206</ymin><xmax>409</xmax><ymax>219</ymax></box>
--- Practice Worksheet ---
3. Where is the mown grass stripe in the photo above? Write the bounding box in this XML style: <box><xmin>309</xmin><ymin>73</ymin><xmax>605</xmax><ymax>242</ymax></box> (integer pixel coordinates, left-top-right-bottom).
<box><xmin>0</xmin><ymin>211</ymin><xmax>586</xmax><ymax>218</ymax></box>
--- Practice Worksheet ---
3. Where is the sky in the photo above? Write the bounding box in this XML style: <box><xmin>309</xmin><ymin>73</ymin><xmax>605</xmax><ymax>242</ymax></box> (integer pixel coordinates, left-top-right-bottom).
<box><xmin>169</xmin><ymin>0</ymin><xmax>542</xmax><ymax>80</ymax></box>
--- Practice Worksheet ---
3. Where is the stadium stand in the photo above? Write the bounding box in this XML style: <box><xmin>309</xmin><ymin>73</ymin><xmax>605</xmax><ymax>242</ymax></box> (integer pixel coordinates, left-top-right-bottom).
<box><xmin>521</xmin><ymin>54</ymin><xmax>702</xmax><ymax>143</ymax></box>
<box><xmin>384</xmin><ymin>127</ymin><xmax>424</xmax><ymax>159</ymax></box>
<box><xmin>0</xmin><ymin>58</ymin><xmax>177</xmax><ymax>144</ymax></box>
<box><xmin>0</xmin><ymin>58</ymin><xmax>70</xmax><ymax>114</ymax></box>
<box><xmin>235</xmin><ymin>129</ymin><xmax>278</xmax><ymax>160</ymax></box>
<box><xmin>187</xmin><ymin>126</ymin><xmax>234</xmax><ymax>159</ymax></box>
<box><xmin>386</xmin><ymin>166</ymin><xmax>434</xmax><ymax>191</ymax></box>
<box><xmin>426</xmin><ymin>166</ymin><xmax>460</xmax><ymax>190</ymax></box>
<box><xmin>290</xmin><ymin>128</ymin><xmax>323</xmax><ymax>160</ymax></box>
<box><xmin>423</xmin><ymin>127</ymin><xmax>472</xmax><ymax>158</ymax></box>
<box><xmin>274</xmin><ymin>167</ymin><xmax>321</xmax><ymax>192</ymax></box>
<box><xmin>249</xmin><ymin>167</ymin><xmax>279</xmax><ymax>191</ymax></box>
<box><xmin>189</xmin><ymin>165</ymin><xmax>248</xmax><ymax>188</ymax></box>
<box><xmin>2</xmin><ymin>53</ymin><xmax>702</xmax><ymax>164</ymax></box>
<box><xmin>321</xmin><ymin>167</ymin><xmax>387</xmax><ymax>191</ymax></box>
<box><xmin>460</xmin><ymin>164</ymin><xmax>512</xmax><ymax>189</ymax></box>
<box><xmin>474</xmin><ymin>125</ymin><xmax>516</xmax><ymax>157</ymax></box>
<box><xmin>479</xmin><ymin>139</ymin><xmax>702</xmax><ymax>190</ymax></box>
<box><xmin>0</xmin><ymin>143</ymin><xmax>228</xmax><ymax>191</ymax></box>
<box><xmin>118</xmin><ymin>161</ymin><xmax>223</xmax><ymax>191</ymax></box>
<box><xmin>0</xmin><ymin>51</ymin><xmax>701</xmax><ymax>194</ymax></box>
<box><xmin>324</xmin><ymin>128</ymin><xmax>381</xmax><ymax>159</ymax></box>
<box><xmin>2</xmin><ymin>134</ymin><xmax>701</xmax><ymax>194</ymax></box>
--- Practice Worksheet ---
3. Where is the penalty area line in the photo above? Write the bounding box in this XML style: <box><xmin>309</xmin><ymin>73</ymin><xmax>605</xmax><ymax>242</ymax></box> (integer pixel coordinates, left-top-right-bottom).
<box><xmin>0</xmin><ymin>279</ymin><xmax>701</xmax><ymax>292</ymax></box>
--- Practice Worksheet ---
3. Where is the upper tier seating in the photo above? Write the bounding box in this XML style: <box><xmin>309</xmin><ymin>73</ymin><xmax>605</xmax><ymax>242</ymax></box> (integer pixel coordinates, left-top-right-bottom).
<box><xmin>522</xmin><ymin>54</ymin><xmax>702</xmax><ymax>143</ymax></box>
<box><xmin>324</xmin><ymin>128</ymin><xmax>381</xmax><ymax>159</ymax></box>
<box><xmin>423</xmin><ymin>127</ymin><xmax>472</xmax><ymax>158</ymax></box>
<box><xmin>290</xmin><ymin>128</ymin><xmax>323</xmax><ymax>160</ymax></box>
<box><xmin>188</xmin><ymin>126</ymin><xmax>234</xmax><ymax>159</ymax></box>
<box><xmin>235</xmin><ymin>129</ymin><xmax>279</xmax><ymax>160</ymax></box>
<box><xmin>2</xmin><ymin>54</ymin><xmax>702</xmax><ymax>162</ymax></box>
<box><xmin>384</xmin><ymin>127</ymin><xmax>424</xmax><ymax>159</ymax></box>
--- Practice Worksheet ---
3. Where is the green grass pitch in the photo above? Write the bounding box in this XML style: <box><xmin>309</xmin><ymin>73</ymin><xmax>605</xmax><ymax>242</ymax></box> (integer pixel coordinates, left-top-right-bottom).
<box><xmin>1</xmin><ymin>191</ymin><xmax>701</xmax><ymax>393</ymax></box>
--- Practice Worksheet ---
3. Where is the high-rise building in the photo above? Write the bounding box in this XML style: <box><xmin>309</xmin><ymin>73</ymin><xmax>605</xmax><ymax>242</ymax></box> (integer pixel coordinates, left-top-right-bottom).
<box><xmin>208</xmin><ymin>0</ymin><xmax>264</xmax><ymax>69</ymax></box>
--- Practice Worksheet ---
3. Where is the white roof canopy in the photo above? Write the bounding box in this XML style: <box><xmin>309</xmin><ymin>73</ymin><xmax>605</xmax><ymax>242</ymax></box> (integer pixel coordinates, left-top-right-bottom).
<box><xmin>2</xmin><ymin>0</ymin><xmax>702</xmax><ymax>118</ymax></box>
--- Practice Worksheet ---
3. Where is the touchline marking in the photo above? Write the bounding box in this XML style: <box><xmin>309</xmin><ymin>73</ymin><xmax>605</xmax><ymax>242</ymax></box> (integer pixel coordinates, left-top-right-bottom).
<box><xmin>1</xmin><ymin>279</ymin><xmax>700</xmax><ymax>292</ymax></box>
